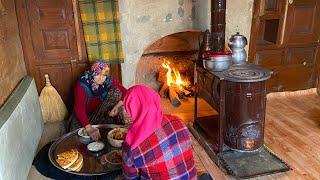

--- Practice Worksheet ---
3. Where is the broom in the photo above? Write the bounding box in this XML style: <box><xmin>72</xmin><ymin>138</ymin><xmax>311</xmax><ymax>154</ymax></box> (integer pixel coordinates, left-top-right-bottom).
<box><xmin>39</xmin><ymin>74</ymin><xmax>68</xmax><ymax>123</ymax></box>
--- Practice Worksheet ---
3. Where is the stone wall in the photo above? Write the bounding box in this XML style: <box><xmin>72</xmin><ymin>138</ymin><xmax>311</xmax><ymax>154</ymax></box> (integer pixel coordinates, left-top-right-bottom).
<box><xmin>119</xmin><ymin>0</ymin><xmax>194</xmax><ymax>87</ymax></box>
<box><xmin>191</xmin><ymin>0</ymin><xmax>254</xmax><ymax>52</ymax></box>
<box><xmin>226</xmin><ymin>0</ymin><xmax>254</xmax><ymax>52</ymax></box>
<box><xmin>192</xmin><ymin>0</ymin><xmax>211</xmax><ymax>30</ymax></box>
<box><xmin>0</xmin><ymin>77</ymin><xmax>43</xmax><ymax>180</ymax></box>
<box><xmin>0</xmin><ymin>0</ymin><xmax>27</xmax><ymax>107</ymax></box>
<box><xmin>118</xmin><ymin>0</ymin><xmax>254</xmax><ymax>87</ymax></box>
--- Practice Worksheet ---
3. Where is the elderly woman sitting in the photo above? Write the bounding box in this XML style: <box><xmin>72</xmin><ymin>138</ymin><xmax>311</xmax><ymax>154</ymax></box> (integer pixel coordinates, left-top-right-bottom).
<box><xmin>68</xmin><ymin>60</ymin><xmax>127</xmax><ymax>140</ymax></box>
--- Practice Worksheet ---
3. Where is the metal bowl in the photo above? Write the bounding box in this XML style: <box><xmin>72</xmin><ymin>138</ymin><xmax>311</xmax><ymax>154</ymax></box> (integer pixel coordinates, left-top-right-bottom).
<box><xmin>77</xmin><ymin>125</ymin><xmax>99</xmax><ymax>144</ymax></box>
<box><xmin>203</xmin><ymin>53</ymin><xmax>232</xmax><ymax>72</ymax></box>
<box><xmin>104</xmin><ymin>150</ymin><xmax>122</xmax><ymax>168</ymax></box>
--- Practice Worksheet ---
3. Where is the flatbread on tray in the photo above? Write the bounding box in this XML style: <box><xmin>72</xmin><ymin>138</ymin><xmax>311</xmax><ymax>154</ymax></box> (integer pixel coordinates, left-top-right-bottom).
<box><xmin>68</xmin><ymin>152</ymin><xmax>83</xmax><ymax>171</ymax></box>
<box><xmin>56</xmin><ymin>149</ymin><xmax>79</xmax><ymax>169</ymax></box>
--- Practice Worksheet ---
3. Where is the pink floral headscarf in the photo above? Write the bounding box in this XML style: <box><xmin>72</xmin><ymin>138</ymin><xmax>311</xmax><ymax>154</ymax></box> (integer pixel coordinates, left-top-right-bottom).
<box><xmin>80</xmin><ymin>60</ymin><xmax>112</xmax><ymax>99</ymax></box>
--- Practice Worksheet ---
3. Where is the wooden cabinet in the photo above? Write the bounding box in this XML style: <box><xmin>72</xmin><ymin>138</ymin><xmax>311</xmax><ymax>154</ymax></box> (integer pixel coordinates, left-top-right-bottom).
<box><xmin>249</xmin><ymin>0</ymin><xmax>320</xmax><ymax>92</ymax></box>
<box><xmin>284</xmin><ymin>0</ymin><xmax>320</xmax><ymax>44</ymax></box>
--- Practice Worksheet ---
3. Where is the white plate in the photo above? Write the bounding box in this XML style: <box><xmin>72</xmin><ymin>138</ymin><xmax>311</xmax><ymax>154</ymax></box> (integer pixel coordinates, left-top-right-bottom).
<box><xmin>87</xmin><ymin>141</ymin><xmax>105</xmax><ymax>152</ymax></box>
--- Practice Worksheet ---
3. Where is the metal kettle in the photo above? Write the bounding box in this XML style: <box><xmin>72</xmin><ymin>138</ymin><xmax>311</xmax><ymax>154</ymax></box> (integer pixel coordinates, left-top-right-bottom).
<box><xmin>228</xmin><ymin>32</ymin><xmax>247</xmax><ymax>64</ymax></box>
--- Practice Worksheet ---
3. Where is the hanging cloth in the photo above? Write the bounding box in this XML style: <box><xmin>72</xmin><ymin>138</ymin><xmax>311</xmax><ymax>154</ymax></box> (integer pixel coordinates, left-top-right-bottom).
<box><xmin>79</xmin><ymin>0</ymin><xmax>124</xmax><ymax>63</ymax></box>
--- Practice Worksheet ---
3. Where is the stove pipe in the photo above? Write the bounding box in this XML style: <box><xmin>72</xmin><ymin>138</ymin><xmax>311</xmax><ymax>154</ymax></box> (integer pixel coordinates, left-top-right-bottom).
<box><xmin>211</xmin><ymin>0</ymin><xmax>226</xmax><ymax>52</ymax></box>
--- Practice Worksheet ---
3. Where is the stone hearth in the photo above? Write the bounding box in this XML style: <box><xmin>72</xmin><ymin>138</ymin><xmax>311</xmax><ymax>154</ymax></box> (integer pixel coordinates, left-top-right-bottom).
<box><xmin>118</xmin><ymin>0</ymin><xmax>254</xmax><ymax>88</ymax></box>
<box><xmin>136</xmin><ymin>31</ymin><xmax>200</xmax><ymax>92</ymax></box>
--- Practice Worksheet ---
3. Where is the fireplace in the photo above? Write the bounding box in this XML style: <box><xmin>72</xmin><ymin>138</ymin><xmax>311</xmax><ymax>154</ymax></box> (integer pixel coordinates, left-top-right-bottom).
<box><xmin>117</xmin><ymin>0</ymin><xmax>289</xmax><ymax>178</ymax></box>
<box><xmin>135</xmin><ymin>31</ymin><xmax>201</xmax><ymax>107</ymax></box>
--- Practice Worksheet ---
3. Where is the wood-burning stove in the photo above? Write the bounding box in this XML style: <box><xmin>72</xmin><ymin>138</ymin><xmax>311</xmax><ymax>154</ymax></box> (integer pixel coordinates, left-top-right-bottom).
<box><xmin>223</xmin><ymin>65</ymin><xmax>271</xmax><ymax>151</ymax></box>
<box><xmin>190</xmin><ymin>63</ymin><xmax>271</xmax><ymax>159</ymax></box>
<box><xmin>188</xmin><ymin>1</ymin><xmax>291</xmax><ymax>177</ymax></box>
<box><xmin>189</xmin><ymin>63</ymin><xmax>296</xmax><ymax>179</ymax></box>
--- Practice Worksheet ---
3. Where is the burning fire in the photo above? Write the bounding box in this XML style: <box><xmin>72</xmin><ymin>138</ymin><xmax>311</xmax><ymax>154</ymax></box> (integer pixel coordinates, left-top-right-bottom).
<box><xmin>161</xmin><ymin>60</ymin><xmax>189</xmax><ymax>88</ymax></box>
<box><xmin>246</xmin><ymin>139</ymin><xmax>255</xmax><ymax>149</ymax></box>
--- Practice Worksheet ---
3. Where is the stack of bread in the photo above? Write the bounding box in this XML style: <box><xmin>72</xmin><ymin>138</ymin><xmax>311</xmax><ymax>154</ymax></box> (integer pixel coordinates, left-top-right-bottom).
<box><xmin>56</xmin><ymin>149</ymin><xmax>83</xmax><ymax>172</ymax></box>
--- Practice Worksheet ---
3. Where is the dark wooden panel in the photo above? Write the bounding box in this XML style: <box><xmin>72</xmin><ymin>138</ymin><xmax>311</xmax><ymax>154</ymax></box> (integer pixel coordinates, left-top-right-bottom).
<box><xmin>255</xmin><ymin>49</ymin><xmax>284</xmax><ymax>66</ymax></box>
<box><xmin>264</xmin><ymin>0</ymin><xmax>280</xmax><ymax>13</ymax></box>
<box><xmin>109</xmin><ymin>63</ymin><xmax>122</xmax><ymax>83</ymax></box>
<box><xmin>71</xmin><ymin>62</ymin><xmax>89</xmax><ymax>83</ymax></box>
<box><xmin>278</xmin><ymin>65</ymin><xmax>316</xmax><ymax>91</ymax></box>
<box><xmin>0</xmin><ymin>0</ymin><xmax>27</xmax><ymax>106</ymax></box>
<box><xmin>38</xmin><ymin>8</ymin><xmax>67</xmax><ymax>23</ymax></box>
<box><xmin>264</xmin><ymin>19</ymin><xmax>280</xmax><ymax>44</ymax></box>
<box><xmin>284</xmin><ymin>0</ymin><xmax>319</xmax><ymax>44</ymax></box>
<box><xmin>287</xmin><ymin>46</ymin><xmax>317</xmax><ymax>65</ymax></box>
<box><xmin>43</xmin><ymin>30</ymin><xmax>70</xmax><ymax>49</ymax></box>
<box><xmin>36</xmin><ymin>65</ymin><xmax>73</xmax><ymax>106</ymax></box>
<box><xmin>27</xmin><ymin>0</ymin><xmax>78</xmax><ymax>65</ymax></box>
<box><xmin>265</xmin><ymin>66</ymin><xmax>281</xmax><ymax>92</ymax></box>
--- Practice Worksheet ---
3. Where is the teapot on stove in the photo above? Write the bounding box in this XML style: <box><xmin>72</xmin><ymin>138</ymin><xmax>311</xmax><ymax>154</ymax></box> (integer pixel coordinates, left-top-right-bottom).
<box><xmin>228</xmin><ymin>32</ymin><xmax>247</xmax><ymax>65</ymax></box>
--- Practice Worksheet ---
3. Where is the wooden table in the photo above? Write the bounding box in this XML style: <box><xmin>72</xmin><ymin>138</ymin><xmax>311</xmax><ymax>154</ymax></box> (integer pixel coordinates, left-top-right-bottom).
<box><xmin>48</xmin><ymin>124</ymin><xmax>125</xmax><ymax>176</ymax></box>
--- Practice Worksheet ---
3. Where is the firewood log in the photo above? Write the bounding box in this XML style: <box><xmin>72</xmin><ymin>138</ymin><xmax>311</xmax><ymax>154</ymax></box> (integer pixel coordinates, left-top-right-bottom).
<box><xmin>159</xmin><ymin>83</ymin><xmax>169</xmax><ymax>97</ymax></box>
<box><xmin>180</xmin><ymin>87</ymin><xmax>191</xmax><ymax>96</ymax></box>
<box><xmin>169</xmin><ymin>86</ymin><xmax>181</xmax><ymax>107</ymax></box>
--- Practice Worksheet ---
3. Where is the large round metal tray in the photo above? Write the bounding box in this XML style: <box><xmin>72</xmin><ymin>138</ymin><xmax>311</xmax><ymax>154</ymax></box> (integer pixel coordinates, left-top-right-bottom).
<box><xmin>48</xmin><ymin>124</ymin><xmax>126</xmax><ymax>176</ymax></box>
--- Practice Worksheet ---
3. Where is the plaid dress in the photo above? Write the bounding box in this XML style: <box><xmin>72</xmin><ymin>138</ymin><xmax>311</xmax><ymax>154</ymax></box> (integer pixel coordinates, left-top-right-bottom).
<box><xmin>122</xmin><ymin>115</ymin><xmax>197</xmax><ymax>180</ymax></box>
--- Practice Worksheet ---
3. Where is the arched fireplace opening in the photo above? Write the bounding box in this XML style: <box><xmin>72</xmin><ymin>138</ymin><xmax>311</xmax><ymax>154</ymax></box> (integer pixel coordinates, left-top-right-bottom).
<box><xmin>134</xmin><ymin>31</ymin><xmax>212</xmax><ymax>118</ymax></box>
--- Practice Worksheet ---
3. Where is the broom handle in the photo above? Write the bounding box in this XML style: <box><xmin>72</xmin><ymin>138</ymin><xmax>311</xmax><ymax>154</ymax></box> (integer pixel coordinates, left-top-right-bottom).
<box><xmin>44</xmin><ymin>74</ymin><xmax>51</xmax><ymax>86</ymax></box>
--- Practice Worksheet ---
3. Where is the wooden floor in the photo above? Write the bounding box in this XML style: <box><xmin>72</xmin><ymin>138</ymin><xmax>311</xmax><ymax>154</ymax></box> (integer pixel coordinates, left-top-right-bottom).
<box><xmin>162</xmin><ymin>89</ymin><xmax>320</xmax><ymax>179</ymax></box>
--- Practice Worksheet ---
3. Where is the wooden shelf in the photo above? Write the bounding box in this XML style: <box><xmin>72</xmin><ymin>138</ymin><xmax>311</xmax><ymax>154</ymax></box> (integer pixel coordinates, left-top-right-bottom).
<box><xmin>259</xmin><ymin>14</ymin><xmax>281</xmax><ymax>20</ymax></box>
<box><xmin>256</xmin><ymin>18</ymin><xmax>280</xmax><ymax>46</ymax></box>
<box><xmin>257</xmin><ymin>39</ymin><xmax>276</xmax><ymax>46</ymax></box>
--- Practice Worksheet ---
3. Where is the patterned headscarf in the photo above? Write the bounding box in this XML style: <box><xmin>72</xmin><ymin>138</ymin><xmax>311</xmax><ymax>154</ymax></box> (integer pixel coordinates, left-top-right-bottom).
<box><xmin>80</xmin><ymin>60</ymin><xmax>112</xmax><ymax>99</ymax></box>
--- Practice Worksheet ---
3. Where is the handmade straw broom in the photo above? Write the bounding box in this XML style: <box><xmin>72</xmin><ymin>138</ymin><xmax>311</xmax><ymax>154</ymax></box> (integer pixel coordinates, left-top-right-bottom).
<box><xmin>39</xmin><ymin>74</ymin><xmax>68</xmax><ymax>123</ymax></box>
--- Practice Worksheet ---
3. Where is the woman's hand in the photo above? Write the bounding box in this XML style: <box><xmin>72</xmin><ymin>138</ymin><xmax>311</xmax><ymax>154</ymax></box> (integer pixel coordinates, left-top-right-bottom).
<box><xmin>123</xmin><ymin>109</ymin><xmax>132</xmax><ymax>125</ymax></box>
<box><xmin>109</xmin><ymin>106</ymin><xmax>119</xmax><ymax>117</ymax></box>
<box><xmin>109</xmin><ymin>101</ymin><xmax>123</xmax><ymax>117</ymax></box>
<box><xmin>85</xmin><ymin>124</ymin><xmax>101</xmax><ymax>141</ymax></box>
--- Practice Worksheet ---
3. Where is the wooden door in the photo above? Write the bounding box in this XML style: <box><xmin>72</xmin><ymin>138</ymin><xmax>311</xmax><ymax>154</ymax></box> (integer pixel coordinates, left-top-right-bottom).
<box><xmin>16</xmin><ymin>0</ymin><xmax>89</xmax><ymax>108</ymax></box>
<box><xmin>284</xmin><ymin>0</ymin><xmax>320</xmax><ymax>44</ymax></box>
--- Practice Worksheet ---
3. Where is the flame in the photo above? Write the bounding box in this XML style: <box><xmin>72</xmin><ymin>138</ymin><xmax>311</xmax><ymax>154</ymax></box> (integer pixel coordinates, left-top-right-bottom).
<box><xmin>246</xmin><ymin>139</ymin><xmax>255</xmax><ymax>149</ymax></box>
<box><xmin>161</xmin><ymin>60</ymin><xmax>188</xmax><ymax>88</ymax></box>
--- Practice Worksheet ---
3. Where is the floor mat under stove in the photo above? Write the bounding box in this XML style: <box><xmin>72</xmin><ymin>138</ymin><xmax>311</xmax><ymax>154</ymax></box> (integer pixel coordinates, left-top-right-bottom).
<box><xmin>218</xmin><ymin>146</ymin><xmax>291</xmax><ymax>179</ymax></box>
